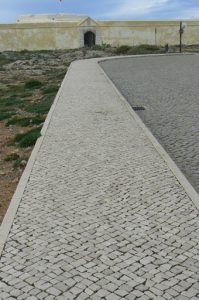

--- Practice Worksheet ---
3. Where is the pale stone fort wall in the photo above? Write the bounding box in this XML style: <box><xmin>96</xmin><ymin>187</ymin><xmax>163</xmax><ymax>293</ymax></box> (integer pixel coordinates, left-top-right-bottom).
<box><xmin>0</xmin><ymin>14</ymin><xmax>198</xmax><ymax>51</ymax></box>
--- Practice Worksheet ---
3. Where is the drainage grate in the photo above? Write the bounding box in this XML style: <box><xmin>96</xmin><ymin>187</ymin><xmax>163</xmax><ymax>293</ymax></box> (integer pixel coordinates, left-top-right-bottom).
<box><xmin>132</xmin><ymin>106</ymin><xmax>146</xmax><ymax>111</ymax></box>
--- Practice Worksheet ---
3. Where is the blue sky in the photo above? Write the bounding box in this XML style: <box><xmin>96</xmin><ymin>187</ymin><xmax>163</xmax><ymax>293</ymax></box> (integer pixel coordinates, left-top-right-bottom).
<box><xmin>0</xmin><ymin>0</ymin><xmax>198</xmax><ymax>23</ymax></box>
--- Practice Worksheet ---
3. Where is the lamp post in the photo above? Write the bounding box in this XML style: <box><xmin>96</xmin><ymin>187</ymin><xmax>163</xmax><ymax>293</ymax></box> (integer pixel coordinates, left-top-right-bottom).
<box><xmin>59</xmin><ymin>0</ymin><xmax>63</xmax><ymax>13</ymax></box>
<box><xmin>179</xmin><ymin>21</ymin><xmax>186</xmax><ymax>53</ymax></box>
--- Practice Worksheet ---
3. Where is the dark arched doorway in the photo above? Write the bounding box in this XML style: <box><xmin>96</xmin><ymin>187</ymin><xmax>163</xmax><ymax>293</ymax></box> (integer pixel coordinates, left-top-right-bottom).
<box><xmin>84</xmin><ymin>31</ymin><xmax>96</xmax><ymax>47</ymax></box>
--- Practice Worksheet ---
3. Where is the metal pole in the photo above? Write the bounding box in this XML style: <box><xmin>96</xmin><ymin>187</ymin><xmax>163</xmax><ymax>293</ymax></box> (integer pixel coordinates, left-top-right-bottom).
<box><xmin>155</xmin><ymin>27</ymin><xmax>157</xmax><ymax>46</ymax></box>
<box><xmin>59</xmin><ymin>0</ymin><xmax>62</xmax><ymax>13</ymax></box>
<box><xmin>180</xmin><ymin>21</ymin><xmax>182</xmax><ymax>53</ymax></box>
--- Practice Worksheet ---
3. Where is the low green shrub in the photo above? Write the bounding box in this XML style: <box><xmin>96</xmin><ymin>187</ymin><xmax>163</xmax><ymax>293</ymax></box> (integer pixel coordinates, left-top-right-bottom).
<box><xmin>0</xmin><ymin>96</ymin><xmax>24</xmax><ymax>107</ymax></box>
<box><xmin>4</xmin><ymin>153</ymin><xmax>27</xmax><ymax>168</ymax></box>
<box><xmin>115</xmin><ymin>44</ymin><xmax>162</xmax><ymax>55</ymax></box>
<box><xmin>13</xmin><ymin>156</ymin><xmax>28</xmax><ymax>168</ymax></box>
<box><xmin>26</xmin><ymin>94</ymin><xmax>55</xmax><ymax>114</ymax></box>
<box><xmin>20</xmin><ymin>91</ymin><xmax>33</xmax><ymax>98</ymax></box>
<box><xmin>6</xmin><ymin>116</ymin><xmax>45</xmax><ymax>127</ymax></box>
<box><xmin>45</xmin><ymin>68</ymin><xmax>66</xmax><ymax>80</ymax></box>
<box><xmin>4</xmin><ymin>153</ymin><xmax>20</xmax><ymax>161</ymax></box>
<box><xmin>115</xmin><ymin>45</ymin><xmax>132</xmax><ymax>54</ymax></box>
<box><xmin>7</xmin><ymin>84</ymin><xmax>25</xmax><ymax>94</ymax></box>
<box><xmin>0</xmin><ymin>54</ymin><xmax>13</xmax><ymax>66</ymax></box>
<box><xmin>14</xmin><ymin>127</ymin><xmax>42</xmax><ymax>147</ymax></box>
<box><xmin>91</xmin><ymin>43</ymin><xmax>111</xmax><ymax>51</ymax></box>
<box><xmin>42</xmin><ymin>85</ymin><xmax>59</xmax><ymax>94</ymax></box>
<box><xmin>127</xmin><ymin>44</ymin><xmax>162</xmax><ymax>55</ymax></box>
<box><xmin>25</xmin><ymin>80</ymin><xmax>43</xmax><ymax>89</ymax></box>
<box><xmin>138</xmin><ymin>44</ymin><xmax>160</xmax><ymax>51</ymax></box>
<box><xmin>64</xmin><ymin>62</ymin><xmax>70</xmax><ymax>68</ymax></box>
<box><xmin>55</xmin><ymin>70</ymin><xmax>66</xmax><ymax>80</ymax></box>
<box><xmin>0</xmin><ymin>111</ymin><xmax>16</xmax><ymax>121</ymax></box>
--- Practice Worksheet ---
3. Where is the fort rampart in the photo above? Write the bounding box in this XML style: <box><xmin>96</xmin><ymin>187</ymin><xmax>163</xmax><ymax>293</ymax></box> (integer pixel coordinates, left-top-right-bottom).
<box><xmin>0</xmin><ymin>14</ymin><xmax>198</xmax><ymax>51</ymax></box>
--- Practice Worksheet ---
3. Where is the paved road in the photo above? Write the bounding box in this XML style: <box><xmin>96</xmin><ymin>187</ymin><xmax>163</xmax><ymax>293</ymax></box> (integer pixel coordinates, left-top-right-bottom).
<box><xmin>101</xmin><ymin>55</ymin><xmax>199</xmax><ymax>193</ymax></box>
<box><xmin>0</xmin><ymin>58</ymin><xmax>199</xmax><ymax>299</ymax></box>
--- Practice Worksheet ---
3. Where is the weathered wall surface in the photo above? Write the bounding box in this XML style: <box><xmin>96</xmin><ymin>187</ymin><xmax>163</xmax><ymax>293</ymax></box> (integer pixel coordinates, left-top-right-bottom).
<box><xmin>182</xmin><ymin>22</ymin><xmax>199</xmax><ymax>45</ymax></box>
<box><xmin>99</xmin><ymin>20</ymin><xmax>199</xmax><ymax>46</ymax></box>
<box><xmin>0</xmin><ymin>23</ymin><xmax>79</xmax><ymax>51</ymax></box>
<box><xmin>100</xmin><ymin>22</ymin><xmax>156</xmax><ymax>46</ymax></box>
<box><xmin>0</xmin><ymin>19</ymin><xmax>198</xmax><ymax>51</ymax></box>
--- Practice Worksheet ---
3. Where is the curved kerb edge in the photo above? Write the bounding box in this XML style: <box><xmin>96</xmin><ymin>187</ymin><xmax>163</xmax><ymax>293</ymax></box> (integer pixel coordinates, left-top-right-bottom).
<box><xmin>97</xmin><ymin>54</ymin><xmax>199</xmax><ymax>211</ymax></box>
<box><xmin>0</xmin><ymin>65</ymin><xmax>72</xmax><ymax>257</ymax></box>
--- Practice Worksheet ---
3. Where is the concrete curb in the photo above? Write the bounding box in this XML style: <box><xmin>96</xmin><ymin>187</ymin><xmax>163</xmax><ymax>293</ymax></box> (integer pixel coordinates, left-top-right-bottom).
<box><xmin>97</xmin><ymin>54</ymin><xmax>199</xmax><ymax>211</ymax></box>
<box><xmin>98</xmin><ymin>52</ymin><xmax>193</xmax><ymax>64</ymax></box>
<box><xmin>0</xmin><ymin>65</ymin><xmax>72</xmax><ymax>257</ymax></box>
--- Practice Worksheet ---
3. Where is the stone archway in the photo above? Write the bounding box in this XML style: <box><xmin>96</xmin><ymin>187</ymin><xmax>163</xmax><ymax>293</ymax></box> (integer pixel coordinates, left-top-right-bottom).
<box><xmin>84</xmin><ymin>31</ymin><xmax>96</xmax><ymax>47</ymax></box>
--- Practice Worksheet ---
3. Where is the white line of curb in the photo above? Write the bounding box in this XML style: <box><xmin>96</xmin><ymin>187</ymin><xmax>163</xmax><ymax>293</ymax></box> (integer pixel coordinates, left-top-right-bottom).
<box><xmin>0</xmin><ymin>65</ymin><xmax>72</xmax><ymax>257</ymax></box>
<box><xmin>97</xmin><ymin>54</ymin><xmax>199</xmax><ymax>211</ymax></box>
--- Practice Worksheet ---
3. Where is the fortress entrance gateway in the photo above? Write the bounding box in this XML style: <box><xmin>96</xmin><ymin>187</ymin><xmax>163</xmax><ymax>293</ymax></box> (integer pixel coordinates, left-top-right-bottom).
<box><xmin>84</xmin><ymin>31</ymin><xmax>96</xmax><ymax>47</ymax></box>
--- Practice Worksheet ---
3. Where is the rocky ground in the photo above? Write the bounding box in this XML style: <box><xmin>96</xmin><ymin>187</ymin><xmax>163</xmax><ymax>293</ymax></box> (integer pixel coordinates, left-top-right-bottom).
<box><xmin>0</xmin><ymin>44</ymin><xmax>198</xmax><ymax>224</ymax></box>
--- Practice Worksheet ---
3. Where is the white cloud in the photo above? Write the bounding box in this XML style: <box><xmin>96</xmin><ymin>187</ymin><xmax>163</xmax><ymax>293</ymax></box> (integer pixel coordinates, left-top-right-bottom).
<box><xmin>176</xmin><ymin>8</ymin><xmax>199</xmax><ymax>19</ymax></box>
<box><xmin>106</xmin><ymin>0</ymin><xmax>169</xmax><ymax>18</ymax></box>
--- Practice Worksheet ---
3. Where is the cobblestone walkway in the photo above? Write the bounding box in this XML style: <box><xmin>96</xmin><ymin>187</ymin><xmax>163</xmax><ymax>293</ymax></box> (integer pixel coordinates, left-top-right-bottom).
<box><xmin>101</xmin><ymin>55</ymin><xmax>199</xmax><ymax>193</ymax></box>
<box><xmin>0</xmin><ymin>57</ymin><xmax>199</xmax><ymax>300</ymax></box>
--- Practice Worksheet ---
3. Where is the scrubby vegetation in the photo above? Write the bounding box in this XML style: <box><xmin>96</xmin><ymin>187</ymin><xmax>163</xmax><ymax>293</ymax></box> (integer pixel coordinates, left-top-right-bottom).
<box><xmin>4</xmin><ymin>153</ymin><xmax>19</xmax><ymax>162</ymax></box>
<box><xmin>0</xmin><ymin>111</ymin><xmax>16</xmax><ymax>121</ymax></box>
<box><xmin>42</xmin><ymin>85</ymin><xmax>59</xmax><ymax>94</ymax></box>
<box><xmin>14</xmin><ymin>127</ymin><xmax>42</xmax><ymax>147</ymax></box>
<box><xmin>0</xmin><ymin>54</ymin><xmax>14</xmax><ymax>66</ymax></box>
<box><xmin>4</xmin><ymin>153</ymin><xmax>28</xmax><ymax>168</ymax></box>
<box><xmin>26</xmin><ymin>94</ymin><xmax>55</xmax><ymax>114</ymax></box>
<box><xmin>6</xmin><ymin>116</ymin><xmax>45</xmax><ymax>127</ymax></box>
<box><xmin>115</xmin><ymin>45</ymin><xmax>132</xmax><ymax>54</ymax></box>
<box><xmin>115</xmin><ymin>44</ymin><xmax>163</xmax><ymax>55</ymax></box>
<box><xmin>25</xmin><ymin>79</ymin><xmax>43</xmax><ymax>89</ymax></box>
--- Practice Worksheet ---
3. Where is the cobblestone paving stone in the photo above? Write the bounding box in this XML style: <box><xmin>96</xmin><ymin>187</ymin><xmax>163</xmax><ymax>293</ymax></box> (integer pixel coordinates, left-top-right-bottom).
<box><xmin>101</xmin><ymin>55</ymin><xmax>199</xmax><ymax>193</ymax></box>
<box><xmin>0</xmin><ymin>57</ymin><xmax>199</xmax><ymax>299</ymax></box>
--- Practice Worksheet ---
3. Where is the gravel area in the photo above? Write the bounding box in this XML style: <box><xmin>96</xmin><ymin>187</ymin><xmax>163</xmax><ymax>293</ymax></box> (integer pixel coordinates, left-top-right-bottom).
<box><xmin>101</xmin><ymin>55</ymin><xmax>199</xmax><ymax>193</ymax></box>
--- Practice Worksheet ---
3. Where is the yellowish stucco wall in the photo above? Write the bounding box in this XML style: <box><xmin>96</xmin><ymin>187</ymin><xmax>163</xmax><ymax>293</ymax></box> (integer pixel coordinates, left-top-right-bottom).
<box><xmin>0</xmin><ymin>22</ymin><xmax>79</xmax><ymax>51</ymax></box>
<box><xmin>99</xmin><ymin>20</ymin><xmax>199</xmax><ymax>46</ymax></box>
<box><xmin>0</xmin><ymin>19</ymin><xmax>198</xmax><ymax>51</ymax></box>
<box><xmin>183</xmin><ymin>24</ymin><xmax>199</xmax><ymax>45</ymax></box>
<box><xmin>100</xmin><ymin>25</ymin><xmax>156</xmax><ymax>46</ymax></box>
